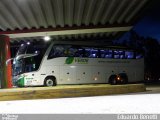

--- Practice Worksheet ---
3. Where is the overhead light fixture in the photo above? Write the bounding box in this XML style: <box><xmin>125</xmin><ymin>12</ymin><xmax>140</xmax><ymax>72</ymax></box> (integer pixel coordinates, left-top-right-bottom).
<box><xmin>44</xmin><ymin>36</ymin><xmax>51</xmax><ymax>41</ymax></box>
<box><xmin>27</xmin><ymin>42</ymin><xmax>30</xmax><ymax>45</ymax></box>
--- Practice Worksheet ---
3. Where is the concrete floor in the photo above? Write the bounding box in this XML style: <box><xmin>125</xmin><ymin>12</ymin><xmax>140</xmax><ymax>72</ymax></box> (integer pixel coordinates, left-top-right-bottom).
<box><xmin>145</xmin><ymin>84</ymin><xmax>160</xmax><ymax>93</ymax></box>
<box><xmin>0</xmin><ymin>84</ymin><xmax>159</xmax><ymax>93</ymax></box>
<box><xmin>0</xmin><ymin>84</ymin><xmax>159</xmax><ymax>114</ymax></box>
<box><xmin>121</xmin><ymin>84</ymin><xmax>160</xmax><ymax>95</ymax></box>
<box><xmin>0</xmin><ymin>85</ymin><xmax>159</xmax><ymax>114</ymax></box>
<box><xmin>0</xmin><ymin>84</ymin><xmax>145</xmax><ymax>101</ymax></box>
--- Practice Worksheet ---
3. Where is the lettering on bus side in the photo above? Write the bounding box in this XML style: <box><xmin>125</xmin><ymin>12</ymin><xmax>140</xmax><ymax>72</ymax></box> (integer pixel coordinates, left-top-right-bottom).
<box><xmin>98</xmin><ymin>60</ymin><xmax>130</xmax><ymax>64</ymax></box>
<box><xmin>65</xmin><ymin>57</ymin><xmax>89</xmax><ymax>64</ymax></box>
<box><xmin>74</xmin><ymin>58</ymin><xmax>89</xmax><ymax>64</ymax></box>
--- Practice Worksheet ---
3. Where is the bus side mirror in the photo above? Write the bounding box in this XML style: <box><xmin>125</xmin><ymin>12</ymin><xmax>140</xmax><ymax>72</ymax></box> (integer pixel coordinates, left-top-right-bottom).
<box><xmin>6</xmin><ymin>53</ymin><xmax>38</xmax><ymax>66</ymax></box>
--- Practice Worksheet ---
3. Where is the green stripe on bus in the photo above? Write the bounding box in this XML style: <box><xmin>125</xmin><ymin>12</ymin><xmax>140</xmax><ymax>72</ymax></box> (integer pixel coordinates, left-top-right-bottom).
<box><xmin>17</xmin><ymin>77</ymin><xmax>25</xmax><ymax>87</ymax></box>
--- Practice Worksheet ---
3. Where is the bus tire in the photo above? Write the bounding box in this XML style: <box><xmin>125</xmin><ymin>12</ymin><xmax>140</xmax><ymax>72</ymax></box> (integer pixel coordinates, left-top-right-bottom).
<box><xmin>121</xmin><ymin>77</ymin><xmax>128</xmax><ymax>84</ymax></box>
<box><xmin>109</xmin><ymin>75</ymin><xmax>117</xmax><ymax>85</ymax></box>
<box><xmin>44</xmin><ymin>76</ymin><xmax>57</xmax><ymax>87</ymax></box>
<box><xmin>119</xmin><ymin>73</ymin><xmax>128</xmax><ymax>84</ymax></box>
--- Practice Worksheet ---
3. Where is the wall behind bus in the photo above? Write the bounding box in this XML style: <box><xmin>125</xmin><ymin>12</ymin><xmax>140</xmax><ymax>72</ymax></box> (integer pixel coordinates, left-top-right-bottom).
<box><xmin>0</xmin><ymin>35</ymin><xmax>12</xmax><ymax>88</ymax></box>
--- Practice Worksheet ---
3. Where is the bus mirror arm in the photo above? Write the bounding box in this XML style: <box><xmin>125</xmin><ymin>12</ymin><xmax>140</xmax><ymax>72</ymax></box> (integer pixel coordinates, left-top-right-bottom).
<box><xmin>6</xmin><ymin>58</ymin><xmax>14</xmax><ymax>66</ymax></box>
<box><xmin>6</xmin><ymin>53</ymin><xmax>38</xmax><ymax>66</ymax></box>
<box><xmin>15</xmin><ymin>53</ymin><xmax>38</xmax><ymax>60</ymax></box>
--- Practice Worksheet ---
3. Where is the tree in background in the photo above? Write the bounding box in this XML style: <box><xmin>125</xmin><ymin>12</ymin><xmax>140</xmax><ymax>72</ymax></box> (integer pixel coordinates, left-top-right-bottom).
<box><xmin>115</xmin><ymin>30</ymin><xmax>160</xmax><ymax>81</ymax></box>
<box><xmin>144</xmin><ymin>37</ymin><xmax>160</xmax><ymax>81</ymax></box>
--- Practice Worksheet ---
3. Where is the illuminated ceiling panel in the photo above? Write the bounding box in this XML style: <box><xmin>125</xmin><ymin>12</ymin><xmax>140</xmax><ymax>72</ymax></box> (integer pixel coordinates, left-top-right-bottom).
<box><xmin>0</xmin><ymin>0</ymin><xmax>150</xmax><ymax>42</ymax></box>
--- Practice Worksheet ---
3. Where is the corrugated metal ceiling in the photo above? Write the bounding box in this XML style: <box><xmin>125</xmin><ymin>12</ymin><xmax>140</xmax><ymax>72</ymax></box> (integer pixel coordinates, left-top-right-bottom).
<box><xmin>0</xmin><ymin>0</ymin><xmax>150</xmax><ymax>42</ymax></box>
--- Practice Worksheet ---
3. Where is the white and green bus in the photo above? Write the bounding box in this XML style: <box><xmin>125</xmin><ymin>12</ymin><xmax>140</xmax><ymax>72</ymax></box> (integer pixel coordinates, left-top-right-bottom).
<box><xmin>14</xmin><ymin>42</ymin><xmax>144</xmax><ymax>87</ymax></box>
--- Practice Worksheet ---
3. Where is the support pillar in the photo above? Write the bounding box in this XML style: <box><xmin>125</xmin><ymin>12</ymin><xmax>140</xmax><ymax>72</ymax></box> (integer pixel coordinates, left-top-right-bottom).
<box><xmin>0</xmin><ymin>35</ymin><xmax>12</xmax><ymax>88</ymax></box>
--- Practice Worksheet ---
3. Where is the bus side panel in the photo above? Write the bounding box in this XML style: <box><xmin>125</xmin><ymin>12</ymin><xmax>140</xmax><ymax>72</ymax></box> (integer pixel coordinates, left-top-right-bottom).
<box><xmin>135</xmin><ymin>59</ymin><xmax>144</xmax><ymax>82</ymax></box>
<box><xmin>59</xmin><ymin>66</ymin><xmax>76</xmax><ymax>84</ymax></box>
<box><xmin>116</xmin><ymin>59</ymin><xmax>144</xmax><ymax>83</ymax></box>
<box><xmin>135</xmin><ymin>67</ymin><xmax>144</xmax><ymax>82</ymax></box>
<box><xmin>105</xmin><ymin>66</ymin><xmax>119</xmax><ymax>83</ymax></box>
<box><xmin>76</xmin><ymin>66</ymin><xmax>91</xmax><ymax>84</ymax></box>
<box><xmin>40</xmin><ymin>66</ymin><xmax>60</xmax><ymax>85</ymax></box>
<box><xmin>24</xmin><ymin>72</ymin><xmax>41</xmax><ymax>86</ymax></box>
<box><xmin>90</xmin><ymin>66</ymin><xmax>106</xmax><ymax>83</ymax></box>
<box><xmin>123</xmin><ymin>67</ymin><xmax>144</xmax><ymax>83</ymax></box>
<box><xmin>119</xmin><ymin>67</ymin><xmax>136</xmax><ymax>82</ymax></box>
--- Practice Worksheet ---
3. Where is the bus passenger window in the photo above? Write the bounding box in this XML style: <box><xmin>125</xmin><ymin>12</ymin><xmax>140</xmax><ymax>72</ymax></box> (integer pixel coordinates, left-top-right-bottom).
<box><xmin>125</xmin><ymin>51</ymin><xmax>134</xmax><ymax>59</ymax></box>
<box><xmin>120</xmin><ymin>55</ymin><xmax>125</xmax><ymax>59</ymax></box>
<box><xmin>85</xmin><ymin>49</ymin><xmax>91</xmax><ymax>57</ymax></box>
<box><xmin>136</xmin><ymin>52</ymin><xmax>143</xmax><ymax>59</ymax></box>
<box><xmin>114</xmin><ymin>50</ymin><xmax>120</xmax><ymax>59</ymax></box>
<box><xmin>75</xmin><ymin>49</ymin><xmax>84</xmax><ymax>57</ymax></box>
<box><xmin>48</xmin><ymin>45</ymin><xmax>65</xmax><ymax>59</ymax></box>
<box><xmin>113</xmin><ymin>50</ymin><xmax>125</xmax><ymax>59</ymax></box>
<box><xmin>70</xmin><ymin>48</ymin><xmax>78</xmax><ymax>57</ymax></box>
<box><xmin>89</xmin><ymin>49</ymin><xmax>98</xmax><ymax>58</ymax></box>
<box><xmin>100</xmin><ymin>50</ymin><xmax>105</xmax><ymax>58</ymax></box>
<box><xmin>64</xmin><ymin>47</ymin><xmax>78</xmax><ymax>57</ymax></box>
<box><xmin>105</xmin><ymin>50</ymin><xmax>113</xmax><ymax>58</ymax></box>
<box><xmin>119</xmin><ymin>51</ymin><xmax>125</xmax><ymax>59</ymax></box>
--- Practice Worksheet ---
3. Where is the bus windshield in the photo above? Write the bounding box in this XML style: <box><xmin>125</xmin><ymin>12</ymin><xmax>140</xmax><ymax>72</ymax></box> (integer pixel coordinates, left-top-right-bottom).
<box><xmin>12</xmin><ymin>42</ymin><xmax>50</xmax><ymax>76</ymax></box>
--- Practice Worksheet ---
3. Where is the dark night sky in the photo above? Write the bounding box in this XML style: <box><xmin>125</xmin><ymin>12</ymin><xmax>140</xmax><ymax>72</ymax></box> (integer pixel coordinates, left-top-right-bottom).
<box><xmin>133</xmin><ymin>16</ymin><xmax>160</xmax><ymax>40</ymax></box>
<box><xmin>120</xmin><ymin>1</ymin><xmax>160</xmax><ymax>42</ymax></box>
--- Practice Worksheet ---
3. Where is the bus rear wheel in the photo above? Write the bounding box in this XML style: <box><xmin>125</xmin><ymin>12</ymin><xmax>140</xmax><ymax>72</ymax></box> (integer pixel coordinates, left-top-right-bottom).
<box><xmin>109</xmin><ymin>74</ymin><xmax>128</xmax><ymax>85</ymax></box>
<box><xmin>119</xmin><ymin>73</ymin><xmax>128</xmax><ymax>84</ymax></box>
<box><xmin>111</xmin><ymin>78</ymin><xmax>117</xmax><ymax>85</ymax></box>
<box><xmin>109</xmin><ymin>75</ymin><xmax>117</xmax><ymax>85</ymax></box>
<box><xmin>121</xmin><ymin>78</ymin><xmax>128</xmax><ymax>84</ymax></box>
<box><xmin>44</xmin><ymin>77</ymin><xmax>57</xmax><ymax>87</ymax></box>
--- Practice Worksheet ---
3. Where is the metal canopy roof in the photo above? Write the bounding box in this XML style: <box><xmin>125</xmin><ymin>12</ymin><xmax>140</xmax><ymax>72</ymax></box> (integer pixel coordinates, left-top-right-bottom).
<box><xmin>0</xmin><ymin>0</ymin><xmax>150</xmax><ymax>43</ymax></box>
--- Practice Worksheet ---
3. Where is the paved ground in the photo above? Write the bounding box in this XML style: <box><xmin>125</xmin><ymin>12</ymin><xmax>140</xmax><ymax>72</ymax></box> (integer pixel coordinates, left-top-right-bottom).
<box><xmin>0</xmin><ymin>83</ymin><xmax>159</xmax><ymax>93</ymax></box>
<box><xmin>0</xmin><ymin>84</ymin><xmax>144</xmax><ymax>91</ymax></box>
<box><xmin>122</xmin><ymin>84</ymin><xmax>160</xmax><ymax>95</ymax></box>
<box><xmin>145</xmin><ymin>84</ymin><xmax>160</xmax><ymax>93</ymax></box>
<box><xmin>0</xmin><ymin>84</ymin><xmax>145</xmax><ymax>101</ymax></box>
<box><xmin>0</xmin><ymin>84</ymin><xmax>159</xmax><ymax>114</ymax></box>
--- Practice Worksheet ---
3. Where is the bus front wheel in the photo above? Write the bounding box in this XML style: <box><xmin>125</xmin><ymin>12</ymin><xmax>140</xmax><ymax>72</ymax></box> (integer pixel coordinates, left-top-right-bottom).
<box><xmin>44</xmin><ymin>76</ymin><xmax>57</xmax><ymax>87</ymax></box>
